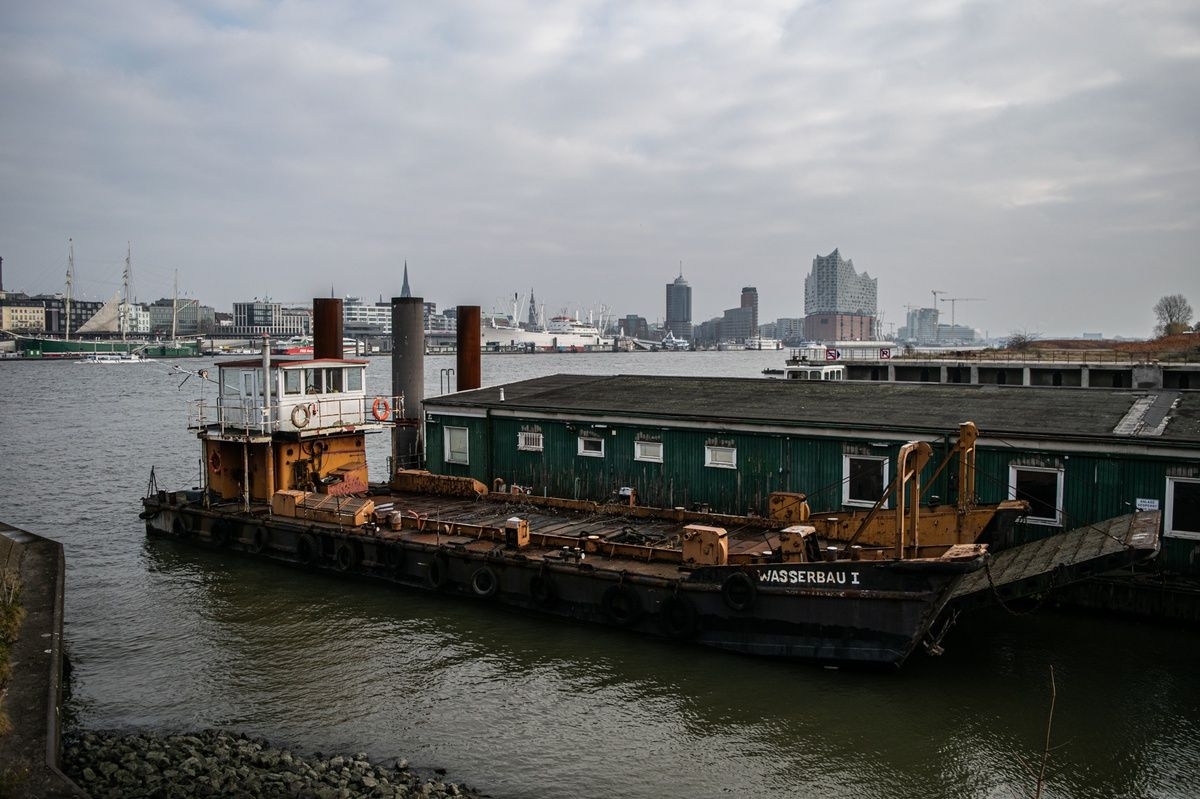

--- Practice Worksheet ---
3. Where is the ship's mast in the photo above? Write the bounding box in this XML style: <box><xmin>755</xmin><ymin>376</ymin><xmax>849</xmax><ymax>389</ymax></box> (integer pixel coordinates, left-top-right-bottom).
<box><xmin>121</xmin><ymin>242</ymin><xmax>131</xmax><ymax>341</ymax></box>
<box><xmin>171</xmin><ymin>269</ymin><xmax>178</xmax><ymax>343</ymax></box>
<box><xmin>65</xmin><ymin>238</ymin><xmax>74</xmax><ymax>340</ymax></box>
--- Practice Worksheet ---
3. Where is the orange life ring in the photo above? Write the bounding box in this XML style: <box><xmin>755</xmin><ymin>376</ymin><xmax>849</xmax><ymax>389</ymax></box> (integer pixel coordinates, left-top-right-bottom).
<box><xmin>208</xmin><ymin>450</ymin><xmax>222</xmax><ymax>473</ymax></box>
<box><xmin>372</xmin><ymin>396</ymin><xmax>390</xmax><ymax>421</ymax></box>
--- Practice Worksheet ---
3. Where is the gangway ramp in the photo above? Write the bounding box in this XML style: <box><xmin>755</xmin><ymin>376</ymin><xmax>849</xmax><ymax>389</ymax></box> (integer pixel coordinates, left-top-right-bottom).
<box><xmin>949</xmin><ymin>512</ymin><xmax>1161</xmax><ymax>610</ymax></box>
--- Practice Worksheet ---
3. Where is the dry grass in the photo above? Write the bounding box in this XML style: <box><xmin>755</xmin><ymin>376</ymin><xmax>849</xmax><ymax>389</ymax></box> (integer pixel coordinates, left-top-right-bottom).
<box><xmin>0</xmin><ymin>568</ymin><xmax>23</xmax><ymax>740</ymax></box>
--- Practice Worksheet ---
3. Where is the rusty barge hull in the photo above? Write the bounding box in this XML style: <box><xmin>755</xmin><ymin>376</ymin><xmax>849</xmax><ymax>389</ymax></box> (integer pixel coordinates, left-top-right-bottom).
<box><xmin>141</xmin><ymin>489</ymin><xmax>978</xmax><ymax>668</ymax></box>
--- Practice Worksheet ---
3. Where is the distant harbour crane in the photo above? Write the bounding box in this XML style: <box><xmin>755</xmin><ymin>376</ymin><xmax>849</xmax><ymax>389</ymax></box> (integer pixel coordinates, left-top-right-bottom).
<box><xmin>940</xmin><ymin>297</ymin><xmax>985</xmax><ymax>327</ymax></box>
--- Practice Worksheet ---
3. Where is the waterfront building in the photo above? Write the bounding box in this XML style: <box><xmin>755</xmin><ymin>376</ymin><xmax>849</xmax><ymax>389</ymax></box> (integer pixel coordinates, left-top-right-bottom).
<box><xmin>344</xmin><ymin>296</ymin><xmax>392</xmax><ymax>336</ymax></box>
<box><xmin>741</xmin><ymin>286</ymin><xmax>759</xmax><ymax>338</ymax></box>
<box><xmin>148</xmin><ymin>298</ymin><xmax>216</xmax><ymax>336</ymax></box>
<box><xmin>803</xmin><ymin>249</ymin><xmax>877</xmax><ymax>341</ymax></box>
<box><xmin>665</xmin><ymin>271</ymin><xmax>693</xmax><ymax>340</ymax></box>
<box><xmin>231</xmin><ymin>299</ymin><xmax>308</xmax><ymax>338</ymax></box>
<box><xmin>0</xmin><ymin>300</ymin><xmax>48</xmax><ymax>333</ymax></box>
<box><xmin>619</xmin><ymin>314</ymin><xmax>650</xmax><ymax>339</ymax></box>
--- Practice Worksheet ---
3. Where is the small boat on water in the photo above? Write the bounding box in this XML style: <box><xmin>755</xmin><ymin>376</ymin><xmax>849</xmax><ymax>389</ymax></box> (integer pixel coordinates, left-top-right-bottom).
<box><xmin>78</xmin><ymin>351</ymin><xmax>150</xmax><ymax>364</ymax></box>
<box><xmin>140</xmin><ymin>302</ymin><xmax>1161</xmax><ymax>668</ymax></box>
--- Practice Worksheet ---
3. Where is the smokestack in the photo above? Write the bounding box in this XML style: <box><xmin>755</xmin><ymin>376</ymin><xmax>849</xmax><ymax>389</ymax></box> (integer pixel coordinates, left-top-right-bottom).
<box><xmin>313</xmin><ymin>298</ymin><xmax>343</xmax><ymax>359</ymax></box>
<box><xmin>391</xmin><ymin>297</ymin><xmax>424</xmax><ymax>470</ymax></box>
<box><xmin>456</xmin><ymin>305</ymin><xmax>481</xmax><ymax>391</ymax></box>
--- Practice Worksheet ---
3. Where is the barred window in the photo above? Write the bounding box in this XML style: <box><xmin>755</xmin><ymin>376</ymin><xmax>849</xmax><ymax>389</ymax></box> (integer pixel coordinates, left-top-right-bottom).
<box><xmin>518</xmin><ymin>431</ymin><xmax>544</xmax><ymax>452</ymax></box>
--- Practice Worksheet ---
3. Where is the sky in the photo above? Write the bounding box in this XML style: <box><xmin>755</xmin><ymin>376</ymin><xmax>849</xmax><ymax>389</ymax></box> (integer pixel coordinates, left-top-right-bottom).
<box><xmin>1</xmin><ymin>1</ymin><xmax>1198</xmax><ymax>340</ymax></box>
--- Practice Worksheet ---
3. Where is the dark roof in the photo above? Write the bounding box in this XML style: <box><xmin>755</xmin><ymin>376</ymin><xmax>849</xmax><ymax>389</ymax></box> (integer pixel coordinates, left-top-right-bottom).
<box><xmin>424</xmin><ymin>374</ymin><xmax>1200</xmax><ymax>445</ymax></box>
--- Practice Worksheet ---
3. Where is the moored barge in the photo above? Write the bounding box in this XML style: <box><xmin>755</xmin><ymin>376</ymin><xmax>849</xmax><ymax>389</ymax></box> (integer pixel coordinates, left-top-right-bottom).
<box><xmin>141</xmin><ymin>299</ymin><xmax>1162</xmax><ymax>668</ymax></box>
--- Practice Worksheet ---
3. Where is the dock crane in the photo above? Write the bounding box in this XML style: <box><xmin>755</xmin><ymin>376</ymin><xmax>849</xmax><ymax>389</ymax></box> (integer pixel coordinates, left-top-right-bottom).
<box><xmin>940</xmin><ymin>297</ymin><xmax>985</xmax><ymax>327</ymax></box>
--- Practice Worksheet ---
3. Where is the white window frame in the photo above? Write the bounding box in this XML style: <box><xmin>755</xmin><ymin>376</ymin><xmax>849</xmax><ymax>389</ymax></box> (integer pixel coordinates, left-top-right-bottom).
<box><xmin>517</xmin><ymin>431</ymin><xmax>544</xmax><ymax>452</ymax></box>
<box><xmin>1008</xmin><ymin>465</ymin><xmax>1064</xmax><ymax>526</ymax></box>
<box><xmin>444</xmin><ymin>426</ymin><xmax>470</xmax><ymax>465</ymax></box>
<box><xmin>843</xmin><ymin>454</ymin><xmax>890</xmax><ymax>508</ymax></box>
<box><xmin>705</xmin><ymin>445</ymin><xmax>737</xmax><ymax>470</ymax></box>
<box><xmin>578</xmin><ymin>435</ymin><xmax>604</xmax><ymax>458</ymax></box>
<box><xmin>634</xmin><ymin>440</ymin><xmax>663</xmax><ymax>463</ymax></box>
<box><xmin>1165</xmin><ymin>476</ymin><xmax>1200</xmax><ymax>540</ymax></box>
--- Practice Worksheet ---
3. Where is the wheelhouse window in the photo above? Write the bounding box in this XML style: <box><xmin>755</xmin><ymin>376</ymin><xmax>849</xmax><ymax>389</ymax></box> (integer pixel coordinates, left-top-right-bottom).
<box><xmin>346</xmin><ymin>367</ymin><xmax>363</xmax><ymax>392</ymax></box>
<box><xmin>844</xmin><ymin>455</ymin><xmax>889</xmax><ymax>508</ymax></box>
<box><xmin>305</xmin><ymin>368</ymin><xmax>321</xmax><ymax>394</ymax></box>
<box><xmin>284</xmin><ymin>370</ymin><xmax>302</xmax><ymax>395</ymax></box>
<box><xmin>445</xmin><ymin>426</ymin><xmax>470</xmax><ymax>465</ymax></box>
<box><xmin>324</xmin><ymin>368</ymin><xmax>344</xmax><ymax>392</ymax></box>
<box><xmin>1009</xmin><ymin>465</ymin><xmax>1064</xmax><ymax>526</ymax></box>
<box><xmin>705</xmin><ymin>445</ymin><xmax>737</xmax><ymax>469</ymax></box>
<box><xmin>578</xmin><ymin>435</ymin><xmax>604</xmax><ymax>458</ymax></box>
<box><xmin>518</xmin><ymin>431</ymin><xmax>544</xmax><ymax>452</ymax></box>
<box><xmin>635</xmin><ymin>440</ymin><xmax>663</xmax><ymax>463</ymax></box>
<box><xmin>1166</xmin><ymin>477</ymin><xmax>1200</xmax><ymax>540</ymax></box>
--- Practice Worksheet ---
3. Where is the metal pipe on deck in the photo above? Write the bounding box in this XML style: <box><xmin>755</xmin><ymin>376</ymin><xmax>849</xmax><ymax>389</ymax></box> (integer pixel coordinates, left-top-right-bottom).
<box><xmin>456</xmin><ymin>305</ymin><xmax>481</xmax><ymax>391</ymax></box>
<box><xmin>313</xmin><ymin>298</ymin><xmax>344</xmax><ymax>360</ymax></box>
<box><xmin>392</xmin><ymin>297</ymin><xmax>425</xmax><ymax>471</ymax></box>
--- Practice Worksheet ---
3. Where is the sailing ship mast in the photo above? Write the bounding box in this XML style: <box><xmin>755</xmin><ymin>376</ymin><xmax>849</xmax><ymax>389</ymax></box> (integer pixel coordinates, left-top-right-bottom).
<box><xmin>121</xmin><ymin>242</ymin><xmax>131</xmax><ymax>341</ymax></box>
<box><xmin>65</xmin><ymin>238</ymin><xmax>74</xmax><ymax>340</ymax></box>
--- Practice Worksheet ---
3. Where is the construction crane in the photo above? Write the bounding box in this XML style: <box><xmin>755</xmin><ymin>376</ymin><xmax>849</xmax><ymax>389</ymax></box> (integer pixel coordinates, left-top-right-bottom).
<box><xmin>931</xmin><ymin>290</ymin><xmax>946</xmax><ymax>310</ymax></box>
<box><xmin>940</xmin><ymin>297</ymin><xmax>985</xmax><ymax>327</ymax></box>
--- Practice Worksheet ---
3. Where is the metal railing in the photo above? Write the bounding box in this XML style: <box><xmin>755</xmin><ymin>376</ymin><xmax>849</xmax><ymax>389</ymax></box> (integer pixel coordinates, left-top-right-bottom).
<box><xmin>189</xmin><ymin>393</ymin><xmax>405</xmax><ymax>435</ymax></box>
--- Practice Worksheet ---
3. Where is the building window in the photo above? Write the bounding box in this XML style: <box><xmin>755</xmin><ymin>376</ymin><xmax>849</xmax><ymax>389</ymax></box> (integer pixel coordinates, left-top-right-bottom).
<box><xmin>578</xmin><ymin>435</ymin><xmax>604</xmax><ymax>458</ymax></box>
<box><xmin>1008</xmin><ymin>465</ymin><xmax>1064</xmax><ymax>525</ymax></box>
<box><xmin>1166</xmin><ymin>477</ymin><xmax>1200</xmax><ymax>540</ymax></box>
<box><xmin>844</xmin><ymin>455</ymin><xmax>889</xmax><ymax>507</ymax></box>
<box><xmin>518</xmin><ymin>431</ymin><xmax>544</xmax><ymax>452</ymax></box>
<box><xmin>445</xmin><ymin>426</ymin><xmax>469</xmax><ymax>465</ymax></box>
<box><xmin>635</xmin><ymin>440</ymin><xmax>663</xmax><ymax>463</ymax></box>
<box><xmin>705</xmin><ymin>445</ymin><xmax>737</xmax><ymax>469</ymax></box>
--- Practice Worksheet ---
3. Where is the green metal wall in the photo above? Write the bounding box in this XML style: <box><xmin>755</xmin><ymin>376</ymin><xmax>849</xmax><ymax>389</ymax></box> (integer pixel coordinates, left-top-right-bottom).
<box><xmin>424</xmin><ymin>409</ymin><xmax>1200</xmax><ymax>574</ymax></box>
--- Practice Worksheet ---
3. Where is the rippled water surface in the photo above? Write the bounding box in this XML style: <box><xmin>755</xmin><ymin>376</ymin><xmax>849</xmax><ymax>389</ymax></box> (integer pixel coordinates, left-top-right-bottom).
<box><xmin>2</xmin><ymin>351</ymin><xmax>1199</xmax><ymax>799</ymax></box>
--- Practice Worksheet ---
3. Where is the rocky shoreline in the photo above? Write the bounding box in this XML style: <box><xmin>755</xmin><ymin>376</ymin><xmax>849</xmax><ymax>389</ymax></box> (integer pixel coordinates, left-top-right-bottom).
<box><xmin>63</xmin><ymin>729</ymin><xmax>487</xmax><ymax>799</ymax></box>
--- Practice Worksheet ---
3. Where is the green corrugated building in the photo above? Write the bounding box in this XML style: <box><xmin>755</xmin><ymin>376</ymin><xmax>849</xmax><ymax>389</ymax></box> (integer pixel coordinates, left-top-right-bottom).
<box><xmin>423</xmin><ymin>375</ymin><xmax>1200</xmax><ymax>576</ymax></box>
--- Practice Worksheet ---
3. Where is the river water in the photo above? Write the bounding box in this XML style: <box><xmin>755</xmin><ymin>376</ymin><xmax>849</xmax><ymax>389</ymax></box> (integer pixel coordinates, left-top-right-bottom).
<box><xmin>2</xmin><ymin>351</ymin><xmax>1199</xmax><ymax>799</ymax></box>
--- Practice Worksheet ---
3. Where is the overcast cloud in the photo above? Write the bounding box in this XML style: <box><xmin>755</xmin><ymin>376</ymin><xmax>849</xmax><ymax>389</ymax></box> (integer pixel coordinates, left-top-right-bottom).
<box><xmin>1</xmin><ymin>1</ymin><xmax>1197</xmax><ymax>338</ymax></box>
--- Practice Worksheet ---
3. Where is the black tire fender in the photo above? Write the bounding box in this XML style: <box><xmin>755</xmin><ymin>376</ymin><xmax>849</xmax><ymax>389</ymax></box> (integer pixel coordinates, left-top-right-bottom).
<box><xmin>471</xmin><ymin>566</ymin><xmax>499</xmax><ymax>598</ymax></box>
<box><xmin>426</xmin><ymin>552</ymin><xmax>451</xmax><ymax>589</ymax></box>
<box><xmin>335</xmin><ymin>541</ymin><xmax>359</xmax><ymax>572</ymax></box>
<box><xmin>246</xmin><ymin>525</ymin><xmax>267</xmax><ymax>553</ymax></box>
<box><xmin>601</xmin><ymin>584</ymin><xmax>643</xmax><ymax>626</ymax></box>
<box><xmin>296</xmin><ymin>534</ymin><xmax>317</xmax><ymax>566</ymax></box>
<box><xmin>529</xmin><ymin>573</ymin><xmax>557</xmax><ymax>608</ymax></box>
<box><xmin>382</xmin><ymin>543</ymin><xmax>404</xmax><ymax>571</ymax></box>
<box><xmin>659</xmin><ymin>594</ymin><xmax>699</xmax><ymax>639</ymax></box>
<box><xmin>721</xmin><ymin>571</ymin><xmax>757</xmax><ymax>612</ymax></box>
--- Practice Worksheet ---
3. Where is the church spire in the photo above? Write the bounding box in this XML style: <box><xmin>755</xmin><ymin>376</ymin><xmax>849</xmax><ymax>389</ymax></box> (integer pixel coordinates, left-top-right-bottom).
<box><xmin>401</xmin><ymin>261</ymin><xmax>412</xmax><ymax>298</ymax></box>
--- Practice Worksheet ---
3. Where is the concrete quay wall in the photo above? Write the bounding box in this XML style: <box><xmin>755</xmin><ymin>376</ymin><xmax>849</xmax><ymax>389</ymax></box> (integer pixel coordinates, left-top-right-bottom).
<box><xmin>0</xmin><ymin>522</ymin><xmax>86</xmax><ymax>798</ymax></box>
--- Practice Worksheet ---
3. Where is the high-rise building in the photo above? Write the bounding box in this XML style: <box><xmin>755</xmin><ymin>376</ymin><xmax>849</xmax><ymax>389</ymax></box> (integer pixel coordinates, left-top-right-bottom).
<box><xmin>665</xmin><ymin>270</ymin><xmax>693</xmax><ymax>340</ymax></box>
<box><xmin>740</xmin><ymin>286</ymin><xmax>758</xmax><ymax>338</ymax></box>
<box><xmin>803</xmin><ymin>249</ymin><xmax>878</xmax><ymax>341</ymax></box>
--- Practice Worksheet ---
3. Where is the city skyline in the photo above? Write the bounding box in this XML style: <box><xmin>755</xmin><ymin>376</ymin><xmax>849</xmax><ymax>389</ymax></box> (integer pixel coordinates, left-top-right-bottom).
<box><xmin>1</xmin><ymin>3</ymin><xmax>1197</xmax><ymax>339</ymax></box>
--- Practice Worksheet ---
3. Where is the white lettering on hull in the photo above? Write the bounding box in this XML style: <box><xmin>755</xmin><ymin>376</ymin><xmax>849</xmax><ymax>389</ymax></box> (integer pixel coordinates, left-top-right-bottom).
<box><xmin>757</xmin><ymin>569</ymin><xmax>862</xmax><ymax>587</ymax></box>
